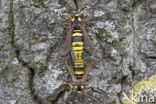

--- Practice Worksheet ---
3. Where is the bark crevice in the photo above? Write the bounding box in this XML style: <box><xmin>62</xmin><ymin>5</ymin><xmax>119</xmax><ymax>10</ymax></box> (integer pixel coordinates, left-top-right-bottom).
<box><xmin>8</xmin><ymin>0</ymin><xmax>37</xmax><ymax>103</ymax></box>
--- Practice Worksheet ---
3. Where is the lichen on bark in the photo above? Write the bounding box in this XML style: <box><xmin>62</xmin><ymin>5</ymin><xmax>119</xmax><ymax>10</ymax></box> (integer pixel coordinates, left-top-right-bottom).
<box><xmin>0</xmin><ymin>0</ymin><xmax>155</xmax><ymax>104</ymax></box>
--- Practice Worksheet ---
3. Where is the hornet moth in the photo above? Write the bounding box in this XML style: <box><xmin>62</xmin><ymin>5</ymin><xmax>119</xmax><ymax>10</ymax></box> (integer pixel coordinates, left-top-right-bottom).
<box><xmin>62</xmin><ymin>7</ymin><xmax>95</xmax><ymax>94</ymax></box>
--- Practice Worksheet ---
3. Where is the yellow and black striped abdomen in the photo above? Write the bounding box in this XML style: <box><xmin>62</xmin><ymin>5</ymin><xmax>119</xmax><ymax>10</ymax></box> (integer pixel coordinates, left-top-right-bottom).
<box><xmin>72</xmin><ymin>30</ymin><xmax>84</xmax><ymax>60</ymax></box>
<box><xmin>72</xmin><ymin>29</ymin><xmax>84</xmax><ymax>79</ymax></box>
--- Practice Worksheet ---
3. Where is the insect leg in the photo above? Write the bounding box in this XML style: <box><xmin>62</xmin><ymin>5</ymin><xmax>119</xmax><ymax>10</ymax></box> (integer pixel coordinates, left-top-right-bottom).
<box><xmin>60</xmin><ymin>19</ymin><xmax>72</xmax><ymax>24</ymax></box>
<box><xmin>62</xmin><ymin>82</ymin><xmax>73</xmax><ymax>88</ymax></box>
<box><xmin>65</xmin><ymin>13</ymin><xmax>73</xmax><ymax>19</ymax></box>
<box><xmin>81</xmin><ymin>20</ymin><xmax>96</xmax><ymax>24</ymax></box>
<box><xmin>60</xmin><ymin>12</ymin><xmax>73</xmax><ymax>24</ymax></box>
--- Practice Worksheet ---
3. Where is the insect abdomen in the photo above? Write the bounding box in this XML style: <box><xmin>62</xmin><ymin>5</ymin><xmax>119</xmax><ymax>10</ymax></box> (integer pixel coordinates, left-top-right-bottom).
<box><xmin>72</xmin><ymin>28</ymin><xmax>84</xmax><ymax>79</ymax></box>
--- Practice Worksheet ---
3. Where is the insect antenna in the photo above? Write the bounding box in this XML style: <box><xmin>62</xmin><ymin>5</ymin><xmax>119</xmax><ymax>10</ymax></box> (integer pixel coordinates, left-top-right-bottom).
<box><xmin>73</xmin><ymin>0</ymin><xmax>78</xmax><ymax>11</ymax></box>
<box><xmin>78</xmin><ymin>6</ymin><xmax>87</xmax><ymax>16</ymax></box>
<box><xmin>78</xmin><ymin>6</ymin><xmax>87</xmax><ymax>13</ymax></box>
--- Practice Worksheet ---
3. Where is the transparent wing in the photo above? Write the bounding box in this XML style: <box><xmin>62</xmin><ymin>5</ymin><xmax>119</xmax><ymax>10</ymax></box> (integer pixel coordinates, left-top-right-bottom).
<box><xmin>80</xmin><ymin>24</ymin><xmax>94</xmax><ymax>53</ymax></box>
<box><xmin>66</xmin><ymin>55</ymin><xmax>77</xmax><ymax>82</ymax></box>
<box><xmin>82</xmin><ymin>58</ymin><xmax>93</xmax><ymax>82</ymax></box>
<box><xmin>64</xmin><ymin>25</ymin><xmax>73</xmax><ymax>54</ymax></box>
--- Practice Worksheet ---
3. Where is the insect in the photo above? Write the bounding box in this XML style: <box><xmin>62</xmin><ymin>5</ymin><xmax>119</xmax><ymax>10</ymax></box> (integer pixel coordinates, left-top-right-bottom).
<box><xmin>62</xmin><ymin>7</ymin><xmax>95</xmax><ymax>94</ymax></box>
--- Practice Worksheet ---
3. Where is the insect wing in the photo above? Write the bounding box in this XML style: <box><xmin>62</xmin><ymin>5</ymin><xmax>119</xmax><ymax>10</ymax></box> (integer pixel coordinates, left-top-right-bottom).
<box><xmin>82</xmin><ymin>58</ymin><xmax>93</xmax><ymax>82</ymax></box>
<box><xmin>64</xmin><ymin>25</ymin><xmax>73</xmax><ymax>54</ymax></box>
<box><xmin>80</xmin><ymin>24</ymin><xmax>94</xmax><ymax>53</ymax></box>
<box><xmin>66</xmin><ymin>55</ymin><xmax>77</xmax><ymax>82</ymax></box>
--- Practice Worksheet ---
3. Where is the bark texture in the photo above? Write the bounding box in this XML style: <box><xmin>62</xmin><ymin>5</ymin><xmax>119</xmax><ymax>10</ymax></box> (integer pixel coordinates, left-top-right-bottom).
<box><xmin>0</xmin><ymin>0</ymin><xmax>156</xmax><ymax>104</ymax></box>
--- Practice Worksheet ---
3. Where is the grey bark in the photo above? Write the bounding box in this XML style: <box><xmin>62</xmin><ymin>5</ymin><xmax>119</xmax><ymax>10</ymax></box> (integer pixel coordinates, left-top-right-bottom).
<box><xmin>0</xmin><ymin>0</ymin><xmax>156</xmax><ymax>104</ymax></box>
